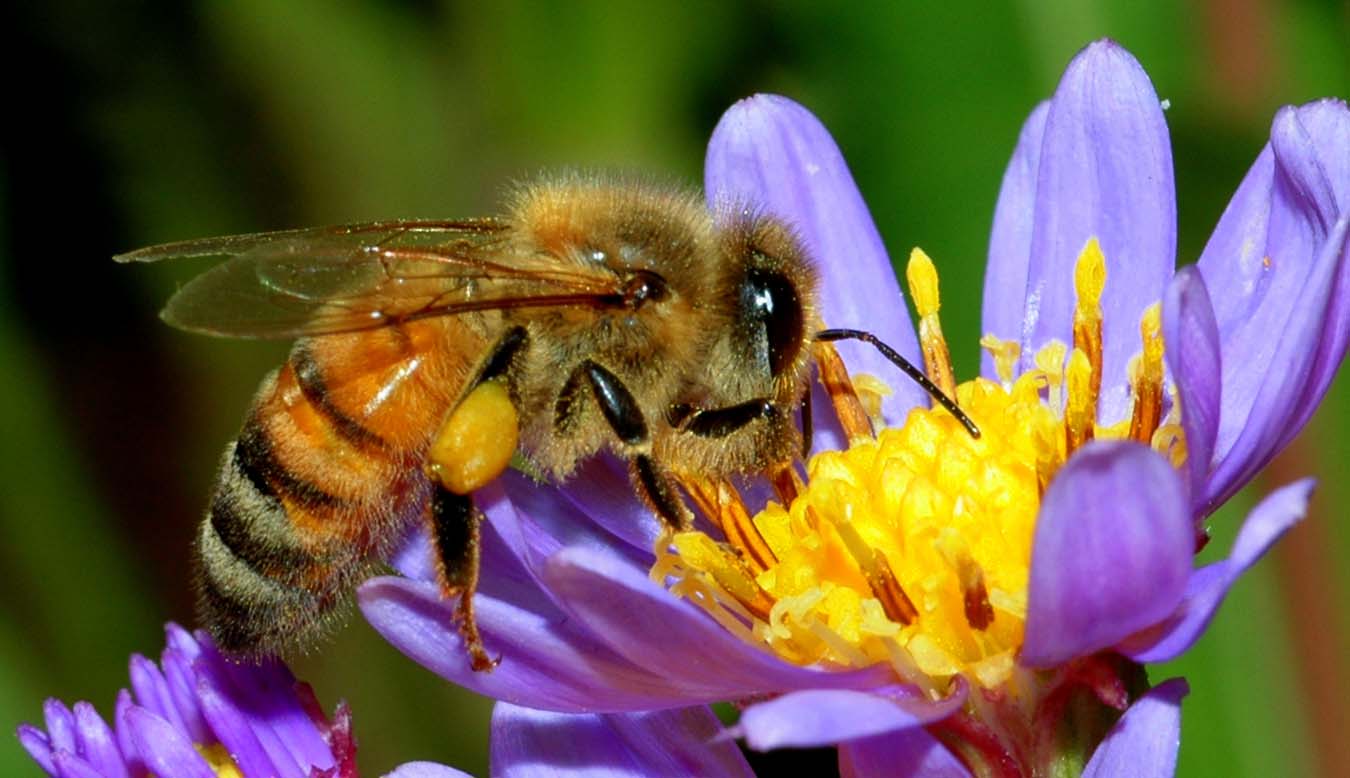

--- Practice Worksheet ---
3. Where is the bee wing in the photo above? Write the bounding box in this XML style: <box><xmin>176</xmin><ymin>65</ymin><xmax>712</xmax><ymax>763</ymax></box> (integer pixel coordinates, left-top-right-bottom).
<box><xmin>118</xmin><ymin>220</ymin><xmax>623</xmax><ymax>338</ymax></box>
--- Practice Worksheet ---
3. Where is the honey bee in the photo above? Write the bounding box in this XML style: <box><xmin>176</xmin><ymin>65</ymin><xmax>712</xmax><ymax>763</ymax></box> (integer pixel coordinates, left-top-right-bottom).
<box><xmin>120</xmin><ymin>177</ymin><xmax>977</xmax><ymax>671</ymax></box>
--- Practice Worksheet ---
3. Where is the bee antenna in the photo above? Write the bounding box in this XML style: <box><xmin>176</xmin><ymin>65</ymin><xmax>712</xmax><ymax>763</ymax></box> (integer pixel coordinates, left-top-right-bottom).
<box><xmin>814</xmin><ymin>328</ymin><xmax>981</xmax><ymax>439</ymax></box>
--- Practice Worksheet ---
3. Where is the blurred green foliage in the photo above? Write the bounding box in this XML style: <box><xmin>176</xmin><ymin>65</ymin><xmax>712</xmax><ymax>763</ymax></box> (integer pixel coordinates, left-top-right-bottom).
<box><xmin>3</xmin><ymin>2</ymin><xmax>1347</xmax><ymax>776</ymax></box>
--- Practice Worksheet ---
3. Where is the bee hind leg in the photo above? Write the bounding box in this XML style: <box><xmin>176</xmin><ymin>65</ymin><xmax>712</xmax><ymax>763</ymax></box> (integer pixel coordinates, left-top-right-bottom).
<box><xmin>427</xmin><ymin>483</ymin><xmax>497</xmax><ymax>671</ymax></box>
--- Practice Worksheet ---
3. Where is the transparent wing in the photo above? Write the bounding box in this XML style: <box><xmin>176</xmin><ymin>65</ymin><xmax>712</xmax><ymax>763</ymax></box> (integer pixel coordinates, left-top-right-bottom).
<box><xmin>118</xmin><ymin>220</ymin><xmax>623</xmax><ymax>338</ymax></box>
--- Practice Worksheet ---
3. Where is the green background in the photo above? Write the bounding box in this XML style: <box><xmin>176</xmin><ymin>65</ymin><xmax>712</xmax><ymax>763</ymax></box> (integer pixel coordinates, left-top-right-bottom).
<box><xmin>3</xmin><ymin>2</ymin><xmax>1348</xmax><ymax>776</ymax></box>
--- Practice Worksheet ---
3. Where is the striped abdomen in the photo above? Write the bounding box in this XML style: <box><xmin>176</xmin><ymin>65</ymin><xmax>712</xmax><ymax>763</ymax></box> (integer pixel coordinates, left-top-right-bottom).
<box><xmin>197</xmin><ymin>318</ymin><xmax>486</xmax><ymax>655</ymax></box>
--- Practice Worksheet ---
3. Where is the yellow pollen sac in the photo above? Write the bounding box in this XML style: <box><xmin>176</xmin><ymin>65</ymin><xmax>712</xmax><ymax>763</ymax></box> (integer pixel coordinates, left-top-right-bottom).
<box><xmin>654</xmin><ymin>238</ymin><xmax>1189</xmax><ymax>694</ymax></box>
<box><xmin>906</xmin><ymin>248</ymin><xmax>957</xmax><ymax>398</ymax></box>
<box><xmin>427</xmin><ymin>379</ymin><xmax>519</xmax><ymax>494</ymax></box>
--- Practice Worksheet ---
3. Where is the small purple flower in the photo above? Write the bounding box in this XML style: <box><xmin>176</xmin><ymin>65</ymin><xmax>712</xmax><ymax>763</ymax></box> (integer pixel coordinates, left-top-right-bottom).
<box><xmin>17</xmin><ymin>623</ymin><xmax>468</xmax><ymax>778</ymax></box>
<box><xmin>361</xmin><ymin>40</ymin><xmax>1348</xmax><ymax>777</ymax></box>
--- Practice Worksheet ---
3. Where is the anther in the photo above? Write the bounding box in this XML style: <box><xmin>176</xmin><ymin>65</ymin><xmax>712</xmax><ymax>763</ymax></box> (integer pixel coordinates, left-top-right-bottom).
<box><xmin>670</xmin><ymin>532</ymin><xmax>775</xmax><ymax>621</ymax></box>
<box><xmin>1034</xmin><ymin>342</ymin><xmax>1068</xmax><ymax>416</ymax></box>
<box><xmin>811</xmin><ymin>341</ymin><xmax>876</xmax><ymax>443</ymax></box>
<box><xmin>906</xmin><ymin>248</ymin><xmax>957</xmax><ymax>399</ymax></box>
<box><xmin>769</xmin><ymin>463</ymin><xmax>804</xmax><ymax>506</ymax></box>
<box><xmin>1129</xmin><ymin>303</ymin><xmax>1165</xmax><ymax>443</ymax></box>
<box><xmin>680</xmin><ymin>476</ymin><xmax>778</xmax><ymax>575</ymax></box>
<box><xmin>1072</xmin><ymin>238</ymin><xmax>1106</xmax><ymax>411</ymax></box>
<box><xmin>1064</xmin><ymin>349</ymin><xmax>1094</xmax><ymax>455</ymax></box>
<box><xmin>937</xmin><ymin>529</ymin><xmax>994</xmax><ymax>631</ymax></box>
<box><xmin>831</xmin><ymin>517</ymin><xmax>918</xmax><ymax>625</ymax></box>
<box><xmin>980</xmin><ymin>335</ymin><xmax>1020</xmax><ymax>388</ymax></box>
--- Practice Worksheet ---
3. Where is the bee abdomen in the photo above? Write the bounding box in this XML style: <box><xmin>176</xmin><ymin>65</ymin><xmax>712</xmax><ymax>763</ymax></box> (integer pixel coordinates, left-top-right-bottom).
<box><xmin>195</xmin><ymin>431</ymin><xmax>353</xmax><ymax>656</ymax></box>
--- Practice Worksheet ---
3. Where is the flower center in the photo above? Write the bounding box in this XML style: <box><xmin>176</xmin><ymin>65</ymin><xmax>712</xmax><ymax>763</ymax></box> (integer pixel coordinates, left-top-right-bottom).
<box><xmin>654</xmin><ymin>239</ymin><xmax>1185</xmax><ymax>692</ymax></box>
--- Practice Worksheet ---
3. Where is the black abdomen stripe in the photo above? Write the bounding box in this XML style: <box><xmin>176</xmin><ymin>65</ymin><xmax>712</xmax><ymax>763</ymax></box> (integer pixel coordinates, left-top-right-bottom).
<box><xmin>197</xmin><ymin>511</ymin><xmax>321</xmax><ymax>655</ymax></box>
<box><xmin>291</xmin><ymin>344</ymin><xmax>389</xmax><ymax>450</ymax></box>
<box><xmin>235</xmin><ymin>417</ymin><xmax>346</xmax><ymax>511</ymax></box>
<box><xmin>197</xmin><ymin>439</ymin><xmax>336</xmax><ymax>655</ymax></box>
<box><xmin>209</xmin><ymin>441</ymin><xmax>314</xmax><ymax>578</ymax></box>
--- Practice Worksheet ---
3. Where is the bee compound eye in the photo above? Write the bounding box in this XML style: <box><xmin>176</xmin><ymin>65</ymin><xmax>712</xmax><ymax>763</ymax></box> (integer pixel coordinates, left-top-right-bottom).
<box><xmin>741</xmin><ymin>268</ymin><xmax>804</xmax><ymax>377</ymax></box>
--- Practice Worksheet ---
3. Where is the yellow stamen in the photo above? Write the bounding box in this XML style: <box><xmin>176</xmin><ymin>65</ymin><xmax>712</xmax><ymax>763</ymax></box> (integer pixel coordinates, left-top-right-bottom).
<box><xmin>907</xmin><ymin>248</ymin><xmax>958</xmax><ymax>398</ymax></box>
<box><xmin>1034</xmin><ymin>341</ymin><xmax>1068</xmax><ymax>416</ymax></box>
<box><xmin>671</xmin><ymin>531</ymin><xmax>775</xmax><ymax>620</ymax></box>
<box><xmin>1064</xmin><ymin>348</ymin><xmax>1094</xmax><ymax>454</ymax></box>
<box><xmin>980</xmin><ymin>335</ymin><xmax>1021</xmax><ymax>388</ymax></box>
<box><xmin>1129</xmin><ymin>303</ymin><xmax>1165</xmax><ymax>443</ymax></box>
<box><xmin>830</xmin><ymin>513</ymin><xmax>918</xmax><ymax>625</ymax></box>
<box><xmin>812</xmin><ymin>341</ymin><xmax>875</xmax><ymax>442</ymax></box>
<box><xmin>936</xmin><ymin>528</ymin><xmax>994</xmax><ymax>631</ymax></box>
<box><xmin>1072</xmin><ymin>238</ymin><xmax>1106</xmax><ymax>414</ymax></box>
<box><xmin>681</xmin><ymin>476</ymin><xmax>777</xmax><ymax>575</ymax></box>
<box><xmin>852</xmin><ymin>373</ymin><xmax>894</xmax><ymax>430</ymax></box>
<box><xmin>769</xmin><ymin>462</ymin><xmax>804</xmax><ymax>506</ymax></box>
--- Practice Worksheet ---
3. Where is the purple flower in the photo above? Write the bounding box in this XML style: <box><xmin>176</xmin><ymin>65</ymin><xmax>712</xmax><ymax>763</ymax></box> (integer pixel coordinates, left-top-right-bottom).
<box><xmin>17</xmin><ymin>623</ymin><xmax>469</xmax><ymax>778</ymax></box>
<box><xmin>360</xmin><ymin>40</ymin><xmax>1348</xmax><ymax>777</ymax></box>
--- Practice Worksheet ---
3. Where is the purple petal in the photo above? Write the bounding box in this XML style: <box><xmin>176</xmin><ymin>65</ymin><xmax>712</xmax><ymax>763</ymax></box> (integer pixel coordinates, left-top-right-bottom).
<box><xmin>17</xmin><ymin>724</ymin><xmax>56</xmax><ymax>775</ymax></box>
<box><xmin>1119</xmin><ymin>478</ymin><xmax>1313</xmax><ymax>662</ymax></box>
<box><xmin>494</xmin><ymin>470</ymin><xmax>654</xmax><ymax>581</ymax></box>
<box><xmin>121</xmin><ymin>707</ymin><xmax>215</xmax><ymax>778</ymax></box>
<box><xmin>550</xmin><ymin>457</ymin><xmax>667</xmax><ymax>554</ymax></box>
<box><xmin>43</xmin><ymin>700</ymin><xmax>77</xmax><ymax>756</ymax></box>
<box><xmin>72</xmin><ymin>702</ymin><xmax>130</xmax><ymax>778</ymax></box>
<box><xmin>359</xmin><ymin>575</ymin><xmax>727</xmax><ymax>713</ymax></box>
<box><xmin>705</xmin><ymin>93</ymin><xmax>928</xmax><ymax>442</ymax></box>
<box><xmin>112</xmin><ymin>692</ymin><xmax>139</xmax><ymax>774</ymax></box>
<box><xmin>734</xmin><ymin>683</ymin><xmax>967</xmax><ymax>750</ymax></box>
<box><xmin>838</xmin><ymin>727</ymin><xmax>973</xmax><ymax>778</ymax></box>
<box><xmin>128</xmin><ymin>654</ymin><xmax>186</xmax><ymax>738</ymax></box>
<box><xmin>158</xmin><ymin>648</ymin><xmax>209</xmax><ymax>744</ymax></box>
<box><xmin>490</xmin><ymin>702</ymin><xmax>754</xmax><ymax>778</ymax></box>
<box><xmin>50</xmin><ymin>752</ymin><xmax>105</xmax><ymax>778</ymax></box>
<box><xmin>385</xmin><ymin>763</ymin><xmax>476</xmax><ymax>778</ymax></box>
<box><xmin>193</xmin><ymin>642</ymin><xmax>333</xmax><ymax>777</ymax></box>
<box><xmin>983</xmin><ymin>100</ymin><xmax>1049</xmax><ymax>378</ymax></box>
<box><xmin>1082</xmin><ymin>678</ymin><xmax>1188</xmax><ymax>778</ymax></box>
<box><xmin>1018</xmin><ymin>40</ymin><xmax>1176</xmax><ymax>422</ymax></box>
<box><xmin>194</xmin><ymin>674</ymin><xmax>295</xmax><ymax>778</ymax></box>
<box><xmin>543</xmin><ymin>545</ymin><xmax>894</xmax><ymax>703</ymax></box>
<box><xmin>1161</xmin><ymin>266</ymin><xmax>1221</xmax><ymax>514</ymax></box>
<box><xmin>1021</xmin><ymin>441</ymin><xmax>1191</xmax><ymax>667</ymax></box>
<box><xmin>1197</xmin><ymin>100</ymin><xmax>1350</xmax><ymax>507</ymax></box>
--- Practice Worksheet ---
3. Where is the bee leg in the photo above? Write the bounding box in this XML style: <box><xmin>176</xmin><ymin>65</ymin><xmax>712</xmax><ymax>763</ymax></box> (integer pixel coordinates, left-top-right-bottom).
<box><xmin>631</xmin><ymin>454</ymin><xmax>692</xmax><ymax>531</ymax></box>
<box><xmin>675</xmin><ymin>398</ymin><xmax>776</xmax><ymax>438</ymax></box>
<box><xmin>562</xmin><ymin>360</ymin><xmax>693</xmax><ymax>530</ymax></box>
<box><xmin>427</xmin><ymin>483</ymin><xmax>498</xmax><ymax>672</ymax></box>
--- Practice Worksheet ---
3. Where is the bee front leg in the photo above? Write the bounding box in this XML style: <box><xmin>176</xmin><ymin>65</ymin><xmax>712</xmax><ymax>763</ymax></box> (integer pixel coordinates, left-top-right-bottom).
<box><xmin>426</xmin><ymin>484</ymin><xmax>496</xmax><ymax>671</ymax></box>
<box><xmin>559</xmin><ymin>360</ymin><xmax>693</xmax><ymax>531</ymax></box>
<box><xmin>673</xmin><ymin>398</ymin><xmax>777</xmax><ymax>438</ymax></box>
